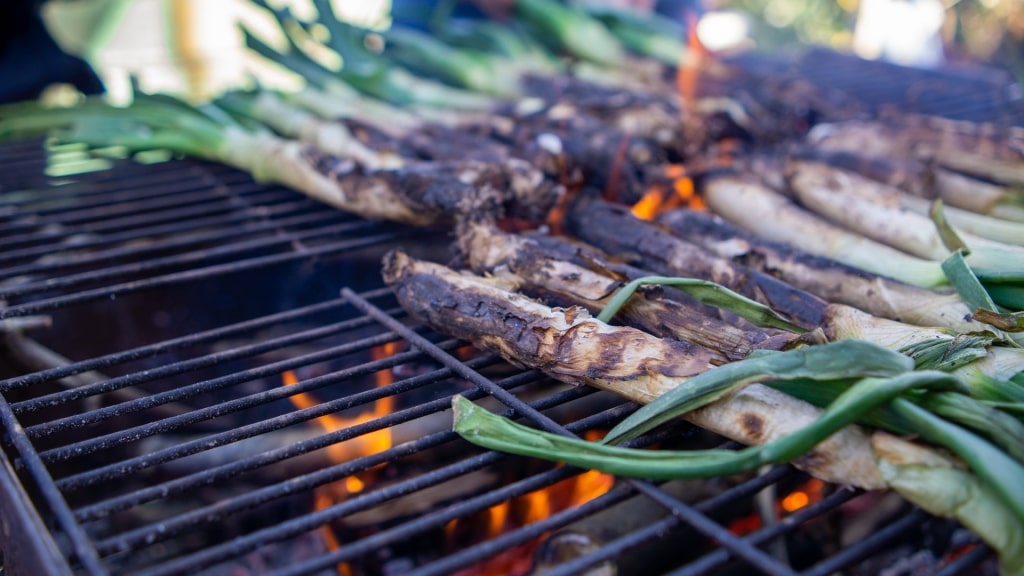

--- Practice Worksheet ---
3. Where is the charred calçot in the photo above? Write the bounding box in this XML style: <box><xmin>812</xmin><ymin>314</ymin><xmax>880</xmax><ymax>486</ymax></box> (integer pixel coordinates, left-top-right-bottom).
<box><xmin>381</xmin><ymin>249</ymin><xmax>900</xmax><ymax>490</ymax></box>
<box><xmin>456</xmin><ymin>222</ymin><xmax>805</xmax><ymax>364</ymax></box>
<box><xmin>654</xmin><ymin>207</ymin><xmax>985</xmax><ymax>332</ymax></box>
<box><xmin>301</xmin><ymin>147</ymin><xmax>561</xmax><ymax>226</ymax></box>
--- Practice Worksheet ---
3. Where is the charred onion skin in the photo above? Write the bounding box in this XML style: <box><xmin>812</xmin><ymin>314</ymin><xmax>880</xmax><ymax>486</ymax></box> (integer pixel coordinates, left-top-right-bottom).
<box><xmin>456</xmin><ymin>223</ymin><xmax>803</xmax><ymax>363</ymax></box>
<box><xmin>303</xmin><ymin>149</ymin><xmax>561</xmax><ymax>226</ymax></box>
<box><xmin>566</xmin><ymin>197</ymin><xmax>829</xmax><ymax>328</ymax></box>
<box><xmin>383</xmin><ymin>251</ymin><xmax>717</xmax><ymax>393</ymax></box>
<box><xmin>382</xmin><ymin>251</ymin><xmax>891</xmax><ymax>489</ymax></box>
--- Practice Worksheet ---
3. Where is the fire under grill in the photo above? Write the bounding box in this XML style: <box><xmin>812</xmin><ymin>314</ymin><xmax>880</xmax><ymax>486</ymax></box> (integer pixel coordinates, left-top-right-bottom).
<box><xmin>2</xmin><ymin>49</ymin><xmax>1021</xmax><ymax>576</ymax></box>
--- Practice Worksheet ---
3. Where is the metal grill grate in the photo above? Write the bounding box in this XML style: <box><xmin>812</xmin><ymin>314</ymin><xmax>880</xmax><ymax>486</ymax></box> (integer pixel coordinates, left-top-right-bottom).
<box><xmin>4</xmin><ymin>46</ymin><xmax>1019</xmax><ymax>573</ymax></box>
<box><xmin>0</xmin><ymin>141</ymin><xmax>996</xmax><ymax>575</ymax></box>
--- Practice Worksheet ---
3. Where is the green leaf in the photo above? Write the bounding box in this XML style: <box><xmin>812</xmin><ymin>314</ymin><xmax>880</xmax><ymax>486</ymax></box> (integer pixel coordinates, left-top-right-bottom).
<box><xmin>602</xmin><ymin>340</ymin><xmax>913</xmax><ymax>445</ymax></box>
<box><xmin>918</xmin><ymin>391</ymin><xmax>1024</xmax><ymax>464</ymax></box>
<box><xmin>930</xmin><ymin>199</ymin><xmax>968</xmax><ymax>253</ymax></box>
<box><xmin>596</xmin><ymin>275</ymin><xmax>805</xmax><ymax>333</ymax></box>
<box><xmin>452</xmin><ymin>370</ymin><xmax>958</xmax><ymax>480</ymax></box>
<box><xmin>877</xmin><ymin>459</ymin><xmax>1024</xmax><ymax>575</ymax></box>
<box><xmin>898</xmin><ymin>333</ymin><xmax>995</xmax><ymax>372</ymax></box>
<box><xmin>890</xmin><ymin>398</ymin><xmax>1024</xmax><ymax>525</ymax></box>
<box><xmin>942</xmin><ymin>250</ymin><xmax>999</xmax><ymax>312</ymax></box>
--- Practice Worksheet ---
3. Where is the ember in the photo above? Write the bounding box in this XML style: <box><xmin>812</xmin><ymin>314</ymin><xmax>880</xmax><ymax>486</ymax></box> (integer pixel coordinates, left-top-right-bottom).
<box><xmin>446</xmin><ymin>430</ymin><xmax>615</xmax><ymax>576</ymax></box>
<box><xmin>630</xmin><ymin>165</ymin><xmax>703</xmax><ymax>220</ymax></box>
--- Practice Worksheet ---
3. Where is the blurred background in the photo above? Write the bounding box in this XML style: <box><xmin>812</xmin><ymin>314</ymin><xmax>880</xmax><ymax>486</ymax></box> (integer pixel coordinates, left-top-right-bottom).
<box><xmin>5</xmin><ymin>0</ymin><xmax>1023</xmax><ymax>103</ymax></box>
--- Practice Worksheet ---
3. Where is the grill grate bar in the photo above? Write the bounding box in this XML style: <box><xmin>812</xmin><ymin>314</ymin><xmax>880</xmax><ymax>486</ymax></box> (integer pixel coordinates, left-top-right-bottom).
<box><xmin>0</xmin><ymin>195</ymin><xmax>312</xmax><ymax>267</ymax></box>
<box><xmin>0</xmin><ymin>187</ymin><xmax>296</xmax><ymax>258</ymax></box>
<box><xmin>671</xmin><ymin>487</ymin><xmax>859</xmax><ymax>576</ymax></box>
<box><xmin>0</xmin><ymin>205</ymin><xmax>346</xmax><ymax>278</ymax></box>
<box><xmin>801</xmin><ymin>509</ymin><xmax>929</xmax><ymax>576</ymax></box>
<box><xmin>490</xmin><ymin>465</ymin><xmax>797</xmax><ymax>576</ymax></box>
<box><xmin>342</xmin><ymin>289</ymin><xmax>800</xmax><ymax>576</ymax></box>
<box><xmin>0</xmin><ymin>178</ymin><xmax>267</xmax><ymax>252</ymax></box>
<box><xmin>14</xmin><ymin>307</ymin><xmax>399</xmax><ymax>416</ymax></box>
<box><xmin>0</xmin><ymin>156</ymin><xmax>209</xmax><ymax>207</ymax></box>
<box><xmin>39</xmin><ymin>333</ymin><xmax>438</xmax><ymax>463</ymax></box>
<box><xmin>0</xmin><ymin>218</ymin><xmax>378</xmax><ymax>300</ymax></box>
<box><xmin>934</xmin><ymin>544</ymin><xmax>994</xmax><ymax>575</ymax></box>
<box><xmin>0</xmin><ymin>289</ymin><xmax>391</xmax><ymax>394</ymax></box>
<box><xmin>0</xmin><ymin>169</ymin><xmax>253</xmax><ymax>229</ymax></box>
<box><xmin>119</xmin><ymin>378</ymin><xmax>596</xmax><ymax>575</ymax></box>
<box><xmin>73</xmin><ymin>355</ymin><xmax>505</xmax><ymax>522</ymax></box>
<box><xmin>0</xmin><ymin>395</ymin><xmax>106</xmax><ymax>575</ymax></box>
<box><xmin>92</xmin><ymin>370</ymin><xmax>562</xmax><ymax>559</ymax></box>
<box><xmin>0</xmin><ymin>229</ymin><xmax>414</xmax><ymax>319</ymax></box>
<box><xmin>57</xmin><ymin>347</ymin><xmax>490</xmax><ymax>490</ymax></box>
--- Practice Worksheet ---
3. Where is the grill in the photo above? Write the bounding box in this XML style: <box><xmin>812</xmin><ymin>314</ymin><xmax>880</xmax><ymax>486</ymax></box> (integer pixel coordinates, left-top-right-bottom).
<box><xmin>1</xmin><ymin>48</ymin><xmax>1019</xmax><ymax>576</ymax></box>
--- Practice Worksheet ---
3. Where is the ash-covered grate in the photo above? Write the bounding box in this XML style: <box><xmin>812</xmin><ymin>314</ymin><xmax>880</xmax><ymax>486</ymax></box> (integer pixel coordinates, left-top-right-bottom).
<box><xmin>0</xmin><ymin>137</ymin><xmax>995</xmax><ymax>576</ymax></box>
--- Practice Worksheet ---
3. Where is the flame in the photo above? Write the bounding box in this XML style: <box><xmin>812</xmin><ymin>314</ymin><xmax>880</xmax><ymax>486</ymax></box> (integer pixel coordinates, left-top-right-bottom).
<box><xmin>677</xmin><ymin>12</ymin><xmax>709</xmax><ymax>105</ymax></box>
<box><xmin>315</xmin><ymin>492</ymin><xmax>352</xmax><ymax>576</ymax></box>
<box><xmin>631</xmin><ymin>165</ymin><xmax>703</xmax><ymax>220</ymax></box>
<box><xmin>283</xmin><ymin>341</ymin><xmax>403</xmax><ymax>574</ymax></box>
<box><xmin>780</xmin><ymin>490</ymin><xmax>809</xmax><ymax>513</ymax></box>
<box><xmin>781</xmin><ymin>479</ymin><xmax>824</xmax><ymax>513</ymax></box>
<box><xmin>450</xmin><ymin>430</ymin><xmax>615</xmax><ymax>575</ymax></box>
<box><xmin>728</xmin><ymin>478</ymin><xmax>827</xmax><ymax>536</ymax></box>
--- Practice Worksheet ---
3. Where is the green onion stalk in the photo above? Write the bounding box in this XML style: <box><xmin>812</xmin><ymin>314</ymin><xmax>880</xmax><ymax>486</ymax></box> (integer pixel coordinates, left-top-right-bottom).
<box><xmin>580</xmin><ymin>4</ymin><xmax>692</xmax><ymax>66</ymax></box>
<box><xmin>0</xmin><ymin>97</ymin><xmax>451</xmax><ymax>226</ymax></box>
<box><xmin>787</xmin><ymin>160</ymin><xmax>1024</xmax><ymax>268</ymax></box>
<box><xmin>458</xmin><ymin>222</ymin><xmax>1024</xmax><ymax>390</ymax></box>
<box><xmin>429</xmin><ymin>6</ymin><xmax>561</xmax><ymax>75</ymax></box>
<box><xmin>511</xmin><ymin>0</ymin><xmax>627</xmax><ymax>67</ymax></box>
<box><xmin>703</xmin><ymin>174</ymin><xmax>1024</xmax><ymax>310</ymax></box>
<box><xmin>653</xmin><ymin>207</ymin><xmax>994</xmax><ymax>335</ymax></box>
<box><xmin>894</xmin><ymin>186</ymin><xmax>1024</xmax><ymax>246</ymax></box>
<box><xmin>806</xmin><ymin>118</ymin><xmax>1024</xmax><ymax>189</ymax></box>
<box><xmin>216</xmin><ymin>90</ymin><xmax>404</xmax><ymax>169</ymax></box>
<box><xmin>247</xmin><ymin>0</ymin><xmax>498</xmax><ymax>111</ymax></box>
<box><xmin>381</xmin><ymin>25</ymin><xmax>524</xmax><ymax>97</ymax></box>
<box><xmin>451</xmin><ymin>357</ymin><xmax>1024</xmax><ymax>574</ymax></box>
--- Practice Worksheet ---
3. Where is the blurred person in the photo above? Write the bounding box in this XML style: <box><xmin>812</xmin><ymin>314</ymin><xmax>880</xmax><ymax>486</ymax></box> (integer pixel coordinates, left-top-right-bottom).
<box><xmin>0</xmin><ymin>0</ymin><xmax>106</xmax><ymax>103</ymax></box>
<box><xmin>853</xmin><ymin>0</ymin><xmax>946</xmax><ymax>67</ymax></box>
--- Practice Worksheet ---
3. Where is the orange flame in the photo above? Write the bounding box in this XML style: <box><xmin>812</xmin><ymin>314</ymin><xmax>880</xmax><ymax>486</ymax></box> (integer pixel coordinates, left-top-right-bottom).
<box><xmin>727</xmin><ymin>478</ymin><xmax>827</xmax><ymax>536</ymax></box>
<box><xmin>677</xmin><ymin>12</ymin><xmax>708</xmax><ymax>105</ymax></box>
<box><xmin>631</xmin><ymin>165</ymin><xmax>703</xmax><ymax>220</ymax></box>
<box><xmin>450</xmin><ymin>431</ymin><xmax>615</xmax><ymax>575</ymax></box>
<box><xmin>781</xmin><ymin>479</ymin><xmax>824</xmax><ymax>513</ymax></box>
<box><xmin>283</xmin><ymin>342</ymin><xmax>403</xmax><ymax>574</ymax></box>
